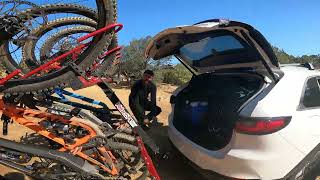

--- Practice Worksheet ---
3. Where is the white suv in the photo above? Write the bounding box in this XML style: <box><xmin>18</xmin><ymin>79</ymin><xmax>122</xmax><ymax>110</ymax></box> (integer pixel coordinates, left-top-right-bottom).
<box><xmin>145</xmin><ymin>19</ymin><xmax>320</xmax><ymax>180</ymax></box>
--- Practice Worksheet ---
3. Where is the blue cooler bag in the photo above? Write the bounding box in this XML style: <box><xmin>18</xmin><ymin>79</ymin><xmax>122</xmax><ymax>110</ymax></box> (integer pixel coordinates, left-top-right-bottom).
<box><xmin>189</xmin><ymin>101</ymin><xmax>208</xmax><ymax>125</ymax></box>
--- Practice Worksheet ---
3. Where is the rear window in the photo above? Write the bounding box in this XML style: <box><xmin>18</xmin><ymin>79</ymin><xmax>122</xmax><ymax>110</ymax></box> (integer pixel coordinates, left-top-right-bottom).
<box><xmin>179</xmin><ymin>35</ymin><xmax>244</xmax><ymax>60</ymax></box>
<box><xmin>302</xmin><ymin>77</ymin><xmax>320</xmax><ymax>108</ymax></box>
<box><xmin>177</xmin><ymin>33</ymin><xmax>259</xmax><ymax>71</ymax></box>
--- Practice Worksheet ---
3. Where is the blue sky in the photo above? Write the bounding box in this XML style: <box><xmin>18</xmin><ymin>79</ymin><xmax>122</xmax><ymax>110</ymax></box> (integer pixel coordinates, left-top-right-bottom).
<box><xmin>33</xmin><ymin>0</ymin><xmax>320</xmax><ymax>56</ymax></box>
<box><xmin>116</xmin><ymin>0</ymin><xmax>320</xmax><ymax>56</ymax></box>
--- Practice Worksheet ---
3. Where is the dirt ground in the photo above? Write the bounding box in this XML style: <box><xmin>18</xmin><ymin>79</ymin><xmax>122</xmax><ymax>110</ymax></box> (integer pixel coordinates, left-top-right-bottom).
<box><xmin>0</xmin><ymin>84</ymin><xmax>205</xmax><ymax>180</ymax></box>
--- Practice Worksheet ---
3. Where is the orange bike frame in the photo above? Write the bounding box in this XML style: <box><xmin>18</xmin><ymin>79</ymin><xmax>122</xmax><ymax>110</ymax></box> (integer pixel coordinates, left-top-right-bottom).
<box><xmin>0</xmin><ymin>99</ymin><xmax>119</xmax><ymax>176</ymax></box>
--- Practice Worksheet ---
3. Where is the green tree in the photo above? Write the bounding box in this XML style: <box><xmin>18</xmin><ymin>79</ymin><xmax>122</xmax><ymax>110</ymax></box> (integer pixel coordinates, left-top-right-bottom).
<box><xmin>295</xmin><ymin>54</ymin><xmax>320</xmax><ymax>64</ymax></box>
<box><xmin>272</xmin><ymin>46</ymin><xmax>320</xmax><ymax>65</ymax></box>
<box><xmin>160</xmin><ymin>63</ymin><xmax>192</xmax><ymax>86</ymax></box>
<box><xmin>120</xmin><ymin>36</ymin><xmax>172</xmax><ymax>82</ymax></box>
<box><xmin>272</xmin><ymin>46</ymin><xmax>296</xmax><ymax>64</ymax></box>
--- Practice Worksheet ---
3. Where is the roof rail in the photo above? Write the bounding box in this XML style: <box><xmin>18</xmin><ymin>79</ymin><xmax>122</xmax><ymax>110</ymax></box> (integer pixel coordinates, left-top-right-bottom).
<box><xmin>301</xmin><ymin>62</ymin><xmax>315</xmax><ymax>70</ymax></box>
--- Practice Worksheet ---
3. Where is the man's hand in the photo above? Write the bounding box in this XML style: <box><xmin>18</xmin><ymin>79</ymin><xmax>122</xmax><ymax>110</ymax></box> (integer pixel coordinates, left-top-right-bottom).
<box><xmin>143</xmin><ymin>118</ymin><xmax>151</xmax><ymax>125</ymax></box>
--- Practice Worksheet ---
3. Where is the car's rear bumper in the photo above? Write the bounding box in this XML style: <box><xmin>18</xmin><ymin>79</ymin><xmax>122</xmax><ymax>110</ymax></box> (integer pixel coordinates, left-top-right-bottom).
<box><xmin>168</xmin><ymin>122</ymin><xmax>305</xmax><ymax>180</ymax></box>
<box><xmin>169</xmin><ymin>140</ymin><xmax>251</xmax><ymax>180</ymax></box>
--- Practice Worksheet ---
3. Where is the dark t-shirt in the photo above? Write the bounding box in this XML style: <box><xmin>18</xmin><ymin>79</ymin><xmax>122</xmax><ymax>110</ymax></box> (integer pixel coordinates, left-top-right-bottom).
<box><xmin>129</xmin><ymin>79</ymin><xmax>157</xmax><ymax>110</ymax></box>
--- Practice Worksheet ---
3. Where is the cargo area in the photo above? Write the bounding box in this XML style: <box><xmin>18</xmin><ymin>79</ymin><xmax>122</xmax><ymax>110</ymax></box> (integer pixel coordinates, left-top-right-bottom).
<box><xmin>172</xmin><ymin>73</ymin><xmax>264</xmax><ymax>150</ymax></box>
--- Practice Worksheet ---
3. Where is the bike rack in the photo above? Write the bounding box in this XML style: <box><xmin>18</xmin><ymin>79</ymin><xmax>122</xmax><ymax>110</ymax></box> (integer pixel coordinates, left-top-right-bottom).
<box><xmin>77</xmin><ymin>23</ymin><xmax>123</xmax><ymax>42</ymax></box>
<box><xmin>22</xmin><ymin>43</ymin><xmax>89</xmax><ymax>79</ymax></box>
<box><xmin>0</xmin><ymin>69</ymin><xmax>21</xmax><ymax>85</ymax></box>
<box><xmin>0</xmin><ymin>23</ymin><xmax>123</xmax><ymax>82</ymax></box>
<box><xmin>89</xmin><ymin>46</ymin><xmax>122</xmax><ymax>71</ymax></box>
<box><xmin>0</xmin><ymin>22</ymin><xmax>161</xmax><ymax>179</ymax></box>
<box><xmin>137</xmin><ymin>137</ymin><xmax>161</xmax><ymax>180</ymax></box>
<box><xmin>78</xmin><ymin>76</ymin><xmax>112</xmax><ymax>88</ymax></box>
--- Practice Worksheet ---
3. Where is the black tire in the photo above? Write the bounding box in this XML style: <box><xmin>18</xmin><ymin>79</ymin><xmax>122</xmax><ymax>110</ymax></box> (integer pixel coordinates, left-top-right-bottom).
<box><xmin>22</xmin><ymin>17</ymin><xmax>97</xmax><ymax>69</ymax></box>
<box><xmin>39</xmin><ymin>26</ymin><xmax>96</xmax><ymax>61</ymax></box>
<box><xmin>44</xmin><ymin>103</ymin><xmax>150</xmax><ymax>178</ymax></box>
<box><xmin>0</xmin><ymin>0</ymin><xmax>118</xmax><ymax>95</ymax></box>
<box><xmin>93</xmin><ymin>34</ymin><xmax>119</xmax><ymax>77</ymax></box>
<box><xmin>85</xmin><ymin>1</ymin><xmax>119</xmax><ymax>77</ymax></box>
<box><xmin>0</xmin><ymin>3</ymin><xmax>99</xmax><ymax>73</ymax></box>
<box><xmin>107</xmin><ymin>140</ymin><xmax>151</xmax><ymax>179</ymax></box>
<box><xmin>19</xmin><ymin>132</ymin><xmax>149</xmax><ymax>179</ymax></box>
<box><xmin>112</xmin><ymin>132</ymin><xmax>136</xmax><ymax>143</ymax></box>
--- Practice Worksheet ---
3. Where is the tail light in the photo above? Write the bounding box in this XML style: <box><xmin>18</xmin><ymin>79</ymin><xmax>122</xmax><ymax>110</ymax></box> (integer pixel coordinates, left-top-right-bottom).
<box><xmin>235</xmin><ymin>117</ymin><xmax>291</xmax><ymax>135</ymax></box>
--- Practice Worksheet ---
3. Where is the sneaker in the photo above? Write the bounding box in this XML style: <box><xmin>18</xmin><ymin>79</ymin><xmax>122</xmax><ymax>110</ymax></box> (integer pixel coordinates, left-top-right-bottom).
<box><xmin>151</xmin><ymin>118</ymin><xmax>163</xmax><ymax>126</ymax></box>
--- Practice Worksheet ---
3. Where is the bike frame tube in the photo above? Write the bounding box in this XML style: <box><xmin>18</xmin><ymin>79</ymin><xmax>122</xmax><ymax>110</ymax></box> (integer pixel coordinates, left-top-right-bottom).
<box><xmin>137</xmin><ymin>137</ymin><xmax>161</xmax><ymax>180</ymax></box>
<box><xmin>97</xmin><ymin>79</ymin><xmax>160</xmax><ymax>154</ymax></box>
<box><xmin>49</xmin><ymin>96</ymin><xmax>107</xmax><ymax>114</ymax></box>
<box><xmin>0</xmin><ymin>69</ymin><xmax>21</xmax><ymax>85</ymax></box>
<box><xmin>77</xmin><ymin>23</ymin><xmax>123</xmax><ymax>42</ymax></box>
<box><xmin>0</xmin><ymin>99</ymin><xmax>119</xmax><ymax>175</ymax></box>
<box><xmin>54</xmin><ymin>88</ymin><xmax>108</xmax><ymax>108</ymax></box>
<box><xmin>22</xmin><ymin>43</ymin><xmax>88</xmax><ymax>78</ymax></box>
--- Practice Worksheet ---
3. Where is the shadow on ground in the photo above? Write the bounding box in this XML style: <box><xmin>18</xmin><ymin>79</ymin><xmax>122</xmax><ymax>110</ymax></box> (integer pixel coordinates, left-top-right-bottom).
<box><xmin>146</xmin><ymin>125</ymin><xmax>207</xmax><ymax>180</ymax></box>
<box><xmin>1</xmin><ymin>172</ymin><xmax>26</xmax><ymax>180</ymax></box>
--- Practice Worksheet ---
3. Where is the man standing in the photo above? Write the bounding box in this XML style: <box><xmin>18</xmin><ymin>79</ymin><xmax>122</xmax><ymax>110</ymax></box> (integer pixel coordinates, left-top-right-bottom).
<box><xmin>129</xmin><ymin>70</ymin><xmax>162</xmax><ymax>129</ymax></box>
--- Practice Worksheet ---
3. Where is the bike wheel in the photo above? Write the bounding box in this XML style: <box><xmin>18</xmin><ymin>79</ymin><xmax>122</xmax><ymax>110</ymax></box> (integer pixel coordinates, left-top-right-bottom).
<box><xmin>0</xmin><ymin>0</ymin><xmax>118</xmax><ymax>95</ymax></box>
<box><xmin>0</xmin><ymin>0</ymin><xmax>47</xmax><ymax>72</ymax></box>
<box><xmin>39</xmin><ymin>26</ymin><xmax>95</xmax><ymax>62</ymax></box>
<box><xmin>0</xmin><ymin>2</ymin><xmax>99</xmax><ymax>73</ymax></box>
<box><xmin>93</xmin><ymin>35</ymin><xmax>120</xmax><ymax>77</ymax></box>
<box><xmin>21</xmin><ymin>17</ymin><xmax>97</xmax><ymax>70</ymax></box>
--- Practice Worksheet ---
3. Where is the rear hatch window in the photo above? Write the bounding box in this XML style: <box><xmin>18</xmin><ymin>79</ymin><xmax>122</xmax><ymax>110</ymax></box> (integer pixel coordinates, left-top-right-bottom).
<box><xmin>179</xmin><ymin>34</ymin><xmax>254</xmax><ymax>70</ymax></box>
<box><xmin>176</xmin><ymin>32</ymin><xmax>260</xmax><ymax>72</ymax></box>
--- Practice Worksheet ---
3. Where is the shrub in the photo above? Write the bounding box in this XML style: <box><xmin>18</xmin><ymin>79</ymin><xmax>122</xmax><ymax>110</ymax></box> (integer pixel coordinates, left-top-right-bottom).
<box><xmin>158</xmin><ymin>64</ymin><xmax>192</xmax><ymax>86</ymax></box>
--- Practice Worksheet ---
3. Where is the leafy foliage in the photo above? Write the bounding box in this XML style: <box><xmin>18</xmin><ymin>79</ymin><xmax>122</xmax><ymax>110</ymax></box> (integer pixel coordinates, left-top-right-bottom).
<box><xmin>272</xmin><ymin>46</ymin><xmax>296</xmax><ymax>64</ymax></box>
<box><xmin>272</xmin><ymin>46</ymin><xmax>320</xmax><ymax>64</ymax></box>
<box><xmin>120</xmin><ymin>36</ymin><xmax>172</xmax><ymax>82</ymax></box>
<box><xmin>155</xmin><ymin>64</ymin><xmax>192</xmax><ymax>86</ymax></box>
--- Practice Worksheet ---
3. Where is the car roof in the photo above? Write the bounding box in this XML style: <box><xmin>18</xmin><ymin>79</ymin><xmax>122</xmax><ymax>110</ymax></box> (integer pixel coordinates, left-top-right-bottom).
<box><xmin>240</xmin><ymin>64</ymin><xmax>320</xmax><ymax>117</ymax></box>
<box><xmin>280</xmin><ymin>64</ymin><xmax>320</xmax><ymax>77</ymax></box>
